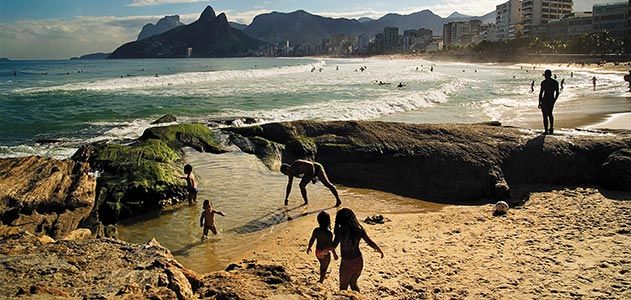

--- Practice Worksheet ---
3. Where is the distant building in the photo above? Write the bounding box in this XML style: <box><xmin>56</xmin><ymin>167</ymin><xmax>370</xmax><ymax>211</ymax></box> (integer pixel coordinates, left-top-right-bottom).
<box><xmin>522</xmin><ymin>0</ymin><xmax>573</xmax><ymax>37</ymax></box>
<box><xmin>592</xmin><ymin>2</ymin><xmax>628</xmax><ymax>39</ymax></box>
<box><xmin>496</xmin><ymin>0</ymin><xmax>523</xmax><ymax>40</ymax></box>
<box><xmin>402</xmin><ymin>28</ymin><xmax>433</xmax><ymax>50</ymax></box>
<box><xmin>532</xmin><ymin>11</ymin><xmax>592</xmax><ymax>40</ymax></box>
<box><xmin>443</xmin><ymin>20</ymin><xmax>482</xmax><ymax>48</ymax></box>
<box><xmin>357</xmin><ymin>34</ymin><xmax>370</xmax><ymax>54</ymax></box>
<box><xmin>426</xmin><ymin>37</ymin><xmax>444</xmax><ymax>52</ymax></box>
<box><xmin>383</xmin><ymin>27</ymin><xmax>400</xmax><ymax>51</ymax></box>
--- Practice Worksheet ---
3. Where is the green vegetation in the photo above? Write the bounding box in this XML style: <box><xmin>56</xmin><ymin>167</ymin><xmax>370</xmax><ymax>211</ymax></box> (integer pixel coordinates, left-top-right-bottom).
<box><xmin>76</xmin><ymin>123</ymin><xmax>225</xmax><ymax>223</ymax></box>
<box><xmin>469</xmin><ymin>31</ymin><xmax>625</xmax><ymax>56</ymax></box>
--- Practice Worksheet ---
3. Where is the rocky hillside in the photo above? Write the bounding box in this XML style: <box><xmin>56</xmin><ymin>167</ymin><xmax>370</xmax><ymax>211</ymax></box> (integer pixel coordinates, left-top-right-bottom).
<box><xmin>109</xmin><ymin>6</ymin><xmax>267</xmax><ymax>58</ymax></box>
<box><xmin>226</xmin><ymin>121</ymin><xmax>631</xmax><ymax>203</ymax></box>
<box><xmin>137</xmin><ymin>15</ymin><xmax>184</xmax><ymax>41</ymax></box>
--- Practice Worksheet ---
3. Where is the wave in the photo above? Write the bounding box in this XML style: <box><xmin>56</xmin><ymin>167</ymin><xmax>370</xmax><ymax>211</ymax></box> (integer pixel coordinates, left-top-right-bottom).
<box><xmin>0</xmin><ymin>144</ymin><xmax>78</xmax><ymax>159</ymax></box>
<box><xmin>14</xmin><ymin>61</ymin><xmax>326</xmax><ymax>94</ymax></box>
<box><xmin>225</xmin><ymin>78</ymin><xmax>466</xmax><ymax>123</ymax></box>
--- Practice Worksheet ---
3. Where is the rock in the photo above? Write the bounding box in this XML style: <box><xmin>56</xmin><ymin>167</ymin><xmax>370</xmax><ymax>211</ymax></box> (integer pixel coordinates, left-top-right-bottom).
<box><xmin>227</xmin><ymin>121</ymin><xmax>631</xmax><ymax>203</ymax></box>
<box><xmin>0</xmin><ymin>156</ymin><xmax>96</xmax><ymax>239</ymax></box>
<box><xmin>150</xmin><ymin>114</ymin><xmax>177</xmax><ymax>125</ymax></box>
<box><xmin>72</xmin><ymin>139</ymin><xmax>185</xmax><ymax>224</ymax></box>
<box><xmin>601</xmin><ymin>149</ymin><xmax>631</xmax><ymax>191</ymax></box>
<box><xmin>0</xmin><ymin>233</ymin><xmax>198</xmax><ymax>299</ymax></box>
<box><xmin>37</xmin><ymin>235</ymin><xmax>55</xmax><ymax>244</ymax></box>
<box><xmin>140</xmin><ymin>123</ymin><xmax>225</xmax><ymax>153</ymax></box>
<box><xmin>62</xmin><ymin>228</ymin><xmax>92</xmax><ymax>241</ymax></box>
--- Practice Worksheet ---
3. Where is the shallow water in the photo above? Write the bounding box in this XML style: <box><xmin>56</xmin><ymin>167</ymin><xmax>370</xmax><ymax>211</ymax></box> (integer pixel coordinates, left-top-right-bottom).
<box><xmin>117</xmin><ymin>149</ymin><xmax>442</xmax><ymax>273</ymax></box>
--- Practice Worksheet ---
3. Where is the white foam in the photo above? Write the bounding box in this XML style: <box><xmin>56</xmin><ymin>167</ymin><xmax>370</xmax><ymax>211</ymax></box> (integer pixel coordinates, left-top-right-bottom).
<box><xmin>14</xmin><ymin>61</ymin><xmax>327</xmax><ymax>93</ymax></box>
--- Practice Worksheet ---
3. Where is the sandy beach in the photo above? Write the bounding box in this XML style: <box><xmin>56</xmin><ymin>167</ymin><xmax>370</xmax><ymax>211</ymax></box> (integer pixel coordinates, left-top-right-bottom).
<box><xmin>227</xmin><ymin>186</ymin><xmax>631</xmax><ymax>299</ymax></box>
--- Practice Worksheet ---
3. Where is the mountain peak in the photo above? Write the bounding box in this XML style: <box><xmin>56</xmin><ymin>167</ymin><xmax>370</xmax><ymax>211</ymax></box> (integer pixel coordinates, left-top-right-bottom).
<box><xmin>448</xmin><ymin>12</ymin><xmax>471</xmax><ymax>19</ymax></box>
<box><xmin>200</xmin><ymin>6</ymin><xmax>217</xmax><ymax>21</ymax></box>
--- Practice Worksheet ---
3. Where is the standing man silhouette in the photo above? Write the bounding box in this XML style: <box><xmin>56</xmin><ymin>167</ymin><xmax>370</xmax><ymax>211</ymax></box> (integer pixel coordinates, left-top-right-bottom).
<box><xmin>539</xmin><ymin>70</ymin><xmax>560</xmax><ymax>135</ymax></box>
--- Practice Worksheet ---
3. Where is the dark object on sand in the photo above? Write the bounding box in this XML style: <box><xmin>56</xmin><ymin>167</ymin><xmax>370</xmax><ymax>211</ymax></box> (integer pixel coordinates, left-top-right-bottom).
<box><xmin>363</xmin><ymin>214</ymin><xmax>389</xmax><ymax>225</ymax></box>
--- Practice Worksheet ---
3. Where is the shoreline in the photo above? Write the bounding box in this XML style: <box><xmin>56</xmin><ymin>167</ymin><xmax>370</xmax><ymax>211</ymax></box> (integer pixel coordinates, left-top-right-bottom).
<box><xmin>225</xmin><ymin>186</ymin><xmax>631</xmax><ymax>299</ymax></box>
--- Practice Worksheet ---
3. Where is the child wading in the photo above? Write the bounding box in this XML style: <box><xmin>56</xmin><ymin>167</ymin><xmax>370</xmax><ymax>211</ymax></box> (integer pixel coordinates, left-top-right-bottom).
<box><xmin>200</xmin><ymin>200</ymin><xmax>225</xmax><ymax>240</ymax></box>
<box><xmin>182</xmin><ymin>164</ymin><xmax>198</xmax><ymax>204</ymax></box>
<box><xmin>306</xmin><ymin>211</ymin><xmax>338</xmax><ymax>283</ymax></box>
<box><xmin>328</xmin><ymin>208</ymin><xmax>384</xmax><ymax>292</ymax></box>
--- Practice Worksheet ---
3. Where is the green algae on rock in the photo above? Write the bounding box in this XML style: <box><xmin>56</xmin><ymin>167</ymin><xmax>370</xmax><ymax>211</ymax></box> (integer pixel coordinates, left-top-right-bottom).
<box><xmin>73</xmin><ymin>123</ymin><xmax>225</xmax><ymax>224</ymax></box>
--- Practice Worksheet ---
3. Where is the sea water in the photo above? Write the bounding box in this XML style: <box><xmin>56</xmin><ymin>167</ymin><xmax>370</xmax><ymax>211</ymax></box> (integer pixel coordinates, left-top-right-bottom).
<box><xmin>1</xmin><ymin>57</ymin><xmax>628</xmax><ymax>272</ymax></box>
<box><xmin>1</xmin><ymin>57</ymin><xmax>628</xmax><ymax>157</ymax></box>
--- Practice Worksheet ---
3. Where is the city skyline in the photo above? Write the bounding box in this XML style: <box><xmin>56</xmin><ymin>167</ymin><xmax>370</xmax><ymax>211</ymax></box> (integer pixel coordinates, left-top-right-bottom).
<box><xmin>0</xmin><ymin>0</ymin><xmax>620</xmax><ymax>59</ymax></box>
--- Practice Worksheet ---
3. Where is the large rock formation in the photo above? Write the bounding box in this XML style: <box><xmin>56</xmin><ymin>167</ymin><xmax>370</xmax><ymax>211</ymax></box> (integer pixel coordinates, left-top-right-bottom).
<box><xmin>0</xmin><ymin>156</ymin><xmax>96</xmax><ymax>239</ymax></box>
<box><xmin>137</xmin><ymin>15</ymin><xmax>184</xmax><ymax>41</ymax></box>
<box><xmin>72</xmin><ymin>123</ymin><xmax>225</xmax><ymax>224</ymax></box>
<box><xmin>109</xmin><ymin>6</ymin><xmax>267</xmax><ymax>58</ymax></box>
<box><xmin>0</xmin><ymin>233</ymin><xmax>328</xmax><ymax>299</ymax></box>
<box><xmin>226</xmin><ymin>121</ymin><xmax>631</xmax><ymax>203</ymax></box>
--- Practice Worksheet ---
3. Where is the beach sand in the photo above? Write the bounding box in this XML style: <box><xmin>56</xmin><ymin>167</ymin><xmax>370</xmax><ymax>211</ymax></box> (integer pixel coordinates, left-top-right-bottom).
<box><xmin>589</xmin><ymin>112</ymin><xmax>631</xmax><ymax>131</ymax></box>
<box><xmin>227</xmin><ymin>186</ymin><xmax>631</xmax><ymax>299</ymax></box>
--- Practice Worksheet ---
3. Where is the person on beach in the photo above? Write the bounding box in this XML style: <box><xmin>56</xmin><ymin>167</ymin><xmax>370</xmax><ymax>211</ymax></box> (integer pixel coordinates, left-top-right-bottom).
<box><xmin>539</xmin><ymin>70</ymin><xmax>560</xmax><ymax>135</ymax></box>
<box><xmin>571</xmin><ymin>71</ymin><xmax>574</xmax><ymax>78</ymax></box>
<box><xmin>327</xmin><ymin>208</ymin><xmax>384</xmax><ymax>292</ymax></box>
<box><xmin>281</xmin><ymin>160</ymin><xmax>342</xmax><ymax>207</ymax></box>
<box><xmin>306</xmin><ymin>211</ymin><xmax>339</xmax><ymax>283</ymax></box>
<box><xmin>200</xmin><ymin>200</ymin><xmax>225</xmax><ymax>239</ymax></box>
<box><xmin>560</xmin><ymin>79</ymin><xmax>565</xmax><ymax>91</ymax></box>
<box><xmin>530</xmin><ymin>81</ymin><xmax>535</xmax><ymax>93</ymax></box>
<box><xmin>592</xmin><ymin>76</ymin><xmax>597</xmax><ymax>91</ymax></box>
<box><xmin>430</xmin><ymin>66</ymin><xmax>433</xmax><ymax>72</ymax></box>
<box><xmin>182</xmin><ymin>164</ymin><xmax>198</xmax><ymax>204</ymax></box>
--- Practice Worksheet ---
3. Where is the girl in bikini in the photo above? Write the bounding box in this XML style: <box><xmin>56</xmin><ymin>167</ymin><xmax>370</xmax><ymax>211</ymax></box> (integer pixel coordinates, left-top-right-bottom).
<box><xmin>306</xmin><ymin>211</ymin><xmax>338</xmax><ymax>283</ymax></box>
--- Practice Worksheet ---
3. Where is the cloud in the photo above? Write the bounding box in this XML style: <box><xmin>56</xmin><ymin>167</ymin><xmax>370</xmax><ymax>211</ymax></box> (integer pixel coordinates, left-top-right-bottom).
<box><xmin>127</xmin><ymin>0</ymin><xmax>206</xmax><ymax>7</ymax></box>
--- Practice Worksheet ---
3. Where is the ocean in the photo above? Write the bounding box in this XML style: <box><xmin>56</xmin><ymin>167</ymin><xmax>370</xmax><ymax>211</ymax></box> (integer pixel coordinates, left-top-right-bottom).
<box><xmin>1</xmin><ymin>57</ymin><xmax>629</xmax><ymax>273</ymax></box>
<box><xmin>1</xmin><ymin>57</ymin><xmax>628</xmax><ymax>158</ymax></box>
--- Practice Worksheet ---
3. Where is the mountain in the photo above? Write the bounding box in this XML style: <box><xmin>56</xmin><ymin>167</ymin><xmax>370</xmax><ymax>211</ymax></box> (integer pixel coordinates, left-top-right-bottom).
<box><xmin>137</xmin><ymin>15</ymin><xmax>184</xmax><ymax>41</ymax></box>
<box><xmin>244</xmin><ymin>10</ymin><xmax>368</xmax><ymax>44</ymax></box>
<box><xmin>109</xmin><ymin>6</ymin><xmax>267</xmax><ymax>59</ymax></box>
<box><xmin>229</xmin><ymin>22</ymin><xmax>247</xmax><ymax>30</ymax></box>
<box><xmin>70</xmin><ymin>52</ymin><xmax>111</xmax><ymax>60</ymax></box>
<box><xmin>363</xmin><ymin>10</ymin><xmax>445</xmax><ymax>35</ymax></box>
<box><xmin>447</xmin><ymin>12</ymin><xmax>471</xmax><ymax>19</ymax></box>
<box><xmin>242</xmin><ymin>8</ymin><xmax>492</xmax><ymax>45</ymax></box>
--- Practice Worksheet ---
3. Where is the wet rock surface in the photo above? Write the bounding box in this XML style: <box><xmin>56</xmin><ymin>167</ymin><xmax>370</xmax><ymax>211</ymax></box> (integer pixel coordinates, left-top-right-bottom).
<box><xmin>227</xmin><ymin>121</ymin><xmax>631</xmax><ymax>203</ymax></box>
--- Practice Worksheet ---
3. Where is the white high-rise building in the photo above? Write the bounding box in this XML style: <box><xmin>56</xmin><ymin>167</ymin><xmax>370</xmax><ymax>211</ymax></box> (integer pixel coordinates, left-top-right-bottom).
<box><xmin>522</xmin><ymin>0</ymin><xmax>573</xmax><ymax>36</ymax></box>
<box><xmin>496</xmin><ymin>0</ymin><xmax>523</xmax><ymax>40</ymax></box>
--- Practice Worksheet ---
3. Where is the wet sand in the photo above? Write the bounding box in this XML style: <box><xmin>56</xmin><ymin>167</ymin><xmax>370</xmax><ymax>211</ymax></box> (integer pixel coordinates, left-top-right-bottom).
<box><xmin>229</xmin><ymin>186</ymin><xmax>631</xmax><ymax>299</ymax></box>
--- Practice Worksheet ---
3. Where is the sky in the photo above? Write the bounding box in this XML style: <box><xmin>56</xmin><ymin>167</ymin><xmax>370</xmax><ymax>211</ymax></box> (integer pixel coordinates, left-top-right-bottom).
<box><xmin>0</xmin><ymin>0</ymin><xmax>620</xmax><ymax>59</ymax></box>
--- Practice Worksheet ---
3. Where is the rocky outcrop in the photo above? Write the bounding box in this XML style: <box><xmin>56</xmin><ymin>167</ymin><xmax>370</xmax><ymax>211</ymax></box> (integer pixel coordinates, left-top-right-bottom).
<box><xmin>226</xmin><ymin>121</ymin><xmax>631</xmax><ymax>203</ymax></box>
<box><xmin>109</xmin><ymin>6</ymin><xmax>267</xmax><ymax>59</ymax></box>
<box><xmin>72</xmin><ymin>123</ymin><xmax>225</xmax><ymax>224</ymax></box>
<box><xmin>0</xmin><ymin>156</ymin><xmax>96</xmax><ymax>239</ymax></box>
<box><xmin>151</xmin><ymin>114</ymin><xmax>177</xmax><ymax>125</ymax></box>
<box><xmin>137</xmin><ymin>15</ymin><xmax>184</xmax><ymax>41</ymax></box>
<box><xmin>601</xmin><ymin>148</ymin><xmax>631</xmax><ymax>191</ymax></box>
<box><xmin>0</xmin><ymin>233</ymin><xmax>329</xmax><ymax>299</ymax></box>
<box><xmin>0</xmin><ymin>233</ymin><xmax>198</xmax><ymax>299</ymax></box>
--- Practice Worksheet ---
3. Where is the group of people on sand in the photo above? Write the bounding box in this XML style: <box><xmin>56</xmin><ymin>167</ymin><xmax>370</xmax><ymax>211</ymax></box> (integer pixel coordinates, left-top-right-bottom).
<box><xmin>183</xmin><ymin>159</ymin><xmax>383</xmax><ymax>292</ymax></box>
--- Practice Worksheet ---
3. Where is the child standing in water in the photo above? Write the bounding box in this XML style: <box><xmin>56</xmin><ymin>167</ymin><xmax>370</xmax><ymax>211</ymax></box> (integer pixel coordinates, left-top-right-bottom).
<box><xmin>200</xmin><ymin>200</ymin><xmax>225</xmax><ymax>239</ymax></box>
<box><xmin>328</xmin><ymin>208</ymin><xmax>384</xmax><ymax>292</ymax></box>
<box><xmin>182</xmin><ymin>164</ymin><xmax>197</xmax><ymax>204</ymax></box>
<box><xmin>306</xmin><ymin>211</ymin><xmax>338</xmax><ymax>283</ymax></box>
